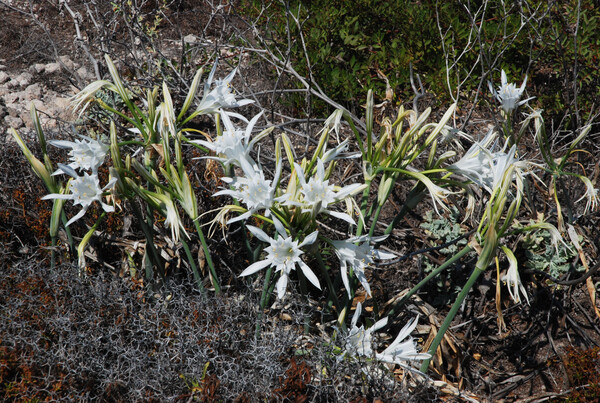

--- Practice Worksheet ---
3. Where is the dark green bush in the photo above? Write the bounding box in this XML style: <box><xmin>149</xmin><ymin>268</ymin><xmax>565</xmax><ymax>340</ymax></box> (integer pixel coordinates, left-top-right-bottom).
<box><xmin>236</xmin><ymin>0</ymin><xmax>600</xmax><ymax>127</ymax></box>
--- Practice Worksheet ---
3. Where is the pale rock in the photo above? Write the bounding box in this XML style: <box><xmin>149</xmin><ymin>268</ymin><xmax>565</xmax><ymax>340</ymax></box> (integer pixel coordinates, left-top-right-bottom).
<box><xmin>6</xmin><ymin>103</ymin><xmax>21</xmax><ymax>117</ymax></box>
<box><xmin>76</xmin><ymin>66</ymin><xmax>95</xmax><ymax>82</ymax></box>
<box><xmin>59</xmin><ymin>55</ymin><xmax>77</xmax><ymax>71</ymax></box>
<box><xmin>45</xmin><ymin>62</ymin><xmax>61</xmax><ymax>74</ymax></box>
<box><xmin>52</xmin><ymin>96</ymin><xmax>74</xmax><ymax>121</ymax></box>
<box><xmin>23</xmin><ymin>83</ymin><xmax>42</xmax><ymax>102</ymax></box>
<box><xmin>6</xmin><ymin>79</ymin><xmax>19</xmax><ymax>89</ymax></box>
<box><xmin>31</xmin><ymin>99</ymin><xmax>45</xmax><ymax>110</ymax></box>
<box><xmin>30</xmin><ymin>63</ymin><xmax>46</xmax><ymax>74</ymax></box>
<box><xmin>0</xmin><ymin>85</ymin><xmax>9</xmax><ymax>98</ymax></box>
<box><xmin>0</xmin><ymin>71</ymin><xmax>9</xmax><ymax>84</ymax></box>
<box><xmin>4</xmin><ymin>92</ymin><xmax>21</xmax><ymax>104</ymax></box>
<box><xmin>20</xmin><ymin>100</ymin><xmax>45</xmax><ymax>129</ymax></box>
<box><xmin>184</xmin><ymin>34</ymin><xmax>197</xmax><ymax>44</ymax></box>
<box><xmin>16</xmin><ymin>72</ymin><xmax>33</xmax><ymax>87</ymax></box>
<box><xmin>4</xmin><ymin>115</ymin><xmax>23</xmax><ymax>129</ymax></box>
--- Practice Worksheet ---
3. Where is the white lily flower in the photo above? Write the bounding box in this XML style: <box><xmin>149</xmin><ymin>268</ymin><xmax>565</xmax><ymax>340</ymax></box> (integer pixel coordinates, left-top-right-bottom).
<box><xmin>288</xmin><ymin>159</ymin><xmax>364</xmax><ymax>224</ymax></box>
<box><xmin>71</xmin><ymin>80</ymin><xmax>115</xmax><ymax>117</ymax></box>
<box><xmin>376</xmin><ymin>315</ymin><xmax>431</xmax><ymax>364</ymax></box>
<box><xmin>345</xmin><ymin>302</ymin><xmax>388</xmax><ymax>358</ymax></box>
<box><xmin>214</xmin><ymin>157</ymin><xmax>283</xmax><ymax>223</ymax></box>
<box><xmin>344</xmin><ymin>303</ymin><xmax>430</xmax><ymax>367</ymax></box>
<box><xmin>196</xmin><ymin>62</ymin><xmax>254</xmax><ymax>114</ymax></box>
<box><xmin>405</xmin><ymin>171</ymin><xmax>454</xmax><ymax>214</ymax></box>
<box><xmin>240</xmin><ymin>218</ymin><xmax>320</xmax><ymax>299</ymax></box>
<box><xmin>321</xmin><ymin>138</ymin><xmax>361</xmax><ymax>163</ymax></box>
<box><xmin>447</xmin><ymin>130</ymin><xmax>498</xmax><ymax>193</ymax></box>
<box><xmin>576</xmin><ymin>176</ymin><xmax>599</xmax><ymax>214</ymax></box>
<box><xmin>323</xmin><ymin>108</ymin><xmax>344</xmax><ymax>141</ymax></box>
<box><xmin>331</xmin><ymin>235</ymin><xmax>396</xmax><ymax>297</ymax></box>
<box><xmin>488</xmin><ymin>69</ymin><xmax>534</xmax><ymax>113</ymax></box>
<box><xmin>500</xmin><ymin>246</ymin><xmax>529</xmax><ymax>304</ymax></box>
<box><xmin>49</xmin><ymin>135</ymin><xmax>109</xmax><ymax>174</ymax></box>
<box><xmin>42</xmin><ymin>164</ymin><xmax>116</xmax><ymax>226</ymax></box>
<box><xmin>193</xmin><ymin>111</ymin><xmax>262</xmax><ymax>167</ymax></box>
<box><xmin>490</xmin><ymin>144</ymin><xmax>531</xmax><ymax>193</ymax></box>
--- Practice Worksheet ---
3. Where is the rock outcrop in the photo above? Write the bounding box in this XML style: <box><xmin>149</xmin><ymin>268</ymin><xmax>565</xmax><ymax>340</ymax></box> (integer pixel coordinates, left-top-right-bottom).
<box><xmin>0</xmin><ymin>55</ymin><xmax>93</xmax><ymax>139</ymax></box>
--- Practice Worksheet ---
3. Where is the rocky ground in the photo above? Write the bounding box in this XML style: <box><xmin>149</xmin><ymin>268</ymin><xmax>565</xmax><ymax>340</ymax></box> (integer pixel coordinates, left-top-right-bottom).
<box><xmin>0</xmin><ymin>56</ymin><xmax>87</xmax><ymax>135</ymax></box>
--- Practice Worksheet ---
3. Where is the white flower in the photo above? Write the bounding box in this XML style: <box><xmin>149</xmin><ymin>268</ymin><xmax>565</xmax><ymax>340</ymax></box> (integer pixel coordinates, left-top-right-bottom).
<box><xmin>345</xmin><ymin>302</ymin><xmax>388</xmax><ymax>358</ymax></box>
<box><xmin>239</xmin><ymin>217</ymin><xmax>320</xmax><ymax>299</ymax></box>
<box><xmin>288</xmin><ymin>159</ymin><xmax>364</xmax><ymax>224</ymax></box>
<box><xmin>376</xmin><ymin>316</ymin><xmax>431</xmax><ymax>365</ymax></box>
<box><xmin>500</xmin><ymin>246</ymin><xmax>529</xmax><ymax>304</ymax></box>
<box><xmin>144</xmin><ymin>191</ymin><xmax>188</xmax><ymax>242</ymax></box>
<box><xmin>576</xmin><ymin>176</ymin><xmax>599</xmax><ymax>214</ymax></box>
<box><xmin>344</xmin><ymin>302</ymin><xmax>430</xmax><ymax>367</ymax></box>
<box><xmin>324</xmin><ymin>108</ymin><xmax>344</xmax><ymax>140</ymax></box>
<box><xmin>405</xmin><ymin>171</ymin><xmax>454</xmax><ymax>214</ymax></box>
<box><xmin>447</xmin><ymin>130</ymin><xmax>498</xmax><ymax>193</ymax></box>
<box><xmin>42</xmin><ymin>164</ymin><xmax>116</xmax><ymax>226</ymax></box>
<box><xmin>453</xmin><ymin>134</ymin><xmax>530</xmax><ymax>196</ymax></box>
<box><xmin>331</xmin><ymin>235</ymin><xmax>395</xmax><ymax>297</ymax></box>
<box><xmin>196</xmin><ymin>61</ymin><xmax>254</xmax><ymax>114</ymax></box>
<box><xmin>71</xmin><ymin>80</ymin><xmax>114</xmax><ymax>117</ymax></box>
<box><xmin>490</xmin><ymin>144</ymin><xmax>530</xmax><ymax>193</ymax></box>
<box><xmin>488</xmin><ymin>69</ymin><xmax>534</xmax><ymax>113</ymax></box>
<box><xmin>49</xmin><ymin>135</ymin><xmax>109</xmax><ymax>174</ymax></box>
<box><xmin>193</xmin><ymin>111</ymin><xmax>262</xmax><ymax>167</ymax></box>
<box><xmin>214</xmin><ymin>157</ymin><xmax>283</xmax><ymax>223</ymax></box>
<box><xmin>321</xmin><ymin>138</ymin><xmax>361</xmax><ymax>163</ymax></box>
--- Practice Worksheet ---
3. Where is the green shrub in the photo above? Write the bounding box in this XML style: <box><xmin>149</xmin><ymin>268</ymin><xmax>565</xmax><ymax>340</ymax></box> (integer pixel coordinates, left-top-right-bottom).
<box><xmin>236</xmin><ymin>0</ymin><xmax>600</xmax><ymax>127</ymax></box>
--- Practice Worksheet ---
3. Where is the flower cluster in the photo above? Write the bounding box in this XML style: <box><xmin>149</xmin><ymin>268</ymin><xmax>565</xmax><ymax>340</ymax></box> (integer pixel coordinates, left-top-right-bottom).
<box><xmin>43</xmin><ymin>136</ymin><xmax>115</xmax><ymax>226</ymax></box>
<box><xmin>343</xmin><ymin>302</ymin><xmax>430</xmax><ymax>368</ymax></box>
<box><xmin>207</xmin><ymin>115</ymin><xmax>395</xmax><ymax>300</ymax></box>
<box><xmin>447</xmin><ymin>130</ymin><xmax>530</xmax><ymax>195</ymax></box>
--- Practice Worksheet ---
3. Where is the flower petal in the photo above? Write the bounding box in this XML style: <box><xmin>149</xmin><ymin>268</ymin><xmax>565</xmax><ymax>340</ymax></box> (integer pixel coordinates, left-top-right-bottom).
<box><xmin>65</xmin><ymin>207</ymin><xmax>87</xmax><ymax>226</ymax></box>
<box><xmin>272</xmin><ymin>216</ymin><xmax>288</xmax><ymax>238</ymax></box>
<box><xmin>276</xmin><ymin>273</ymin><xmax>289</xmax><ymax>299</ymax></box>
<box><xmin>246</xmin><ymin>225</ymin><xmax>272</xmax><ymax>244</ymax></box>
<box><xmin>41</xmin><ymin>194</ymin><xmax>73</xmax><ymax>201</ymax></box>
<box><xmin>351</xmin><ymin>302</ymin><xmax>363</xmax><ymax>329</ymax></box>
<box><xmin>239</xmin><ymin>258</ymin><xmax>271</xmax><ymax>277</ymax></box>
<box><xmin>299</xmin><ymin>230</ymin><xmax>318</xmax><ymax>248</ymax></box>
<box><xmin>298</xmin><ymin>260</ymin><xmax>321</xmax><ymax>290</ymax></box>
<box><xmin>327</xmin><ymin>210</ymin><xmax>356</xmax><ymax>225</ymax></box>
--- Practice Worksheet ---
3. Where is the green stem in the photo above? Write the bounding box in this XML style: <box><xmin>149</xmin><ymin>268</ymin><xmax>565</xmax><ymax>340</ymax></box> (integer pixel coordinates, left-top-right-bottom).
<box><xmin>419</xmin><ymin>258</ymin><xmax>484</xmax><ymax>372</ymax></box>
<box><xmin>193</xmin><ymin>220</ymin><xmax>220</xmax><ymax>294</ymax></box>
<box><xmin>180</xmin><ymin>236</ymin><xmax>205</xmax><ymax>294</ymax></box>
<box><xmin>60</xmin><ymin>212</ymin><xmax>75</xmax><ymax>257</ymax></box>
<box><xmin>368</xmin><ymin>204</ymin><xmax>385</xmax><ymax>238</ymax></box>
<box><xmin>256</xmin><ymin>267</ymin><xmax>276</xmax><ymax>339</ymax></box>
<box><xmin>385</xmin><ymin>245</ymin><xmax>473</xmax><ymax>318</ymax></box>
<box><xmin>355</xmin><ymin>183</ymin><xmax>372</xmax><ymax>238</ymax></box>
<box><xmin>131</xmin><ymin>202</ymin><xmax>164</xmax><ymax>280</ymax></box>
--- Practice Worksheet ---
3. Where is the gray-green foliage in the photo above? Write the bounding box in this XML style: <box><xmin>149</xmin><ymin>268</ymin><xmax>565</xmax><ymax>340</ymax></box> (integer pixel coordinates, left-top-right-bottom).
<box><xmin>419</xmin><ymin>207</ymin><xmax>468</xmax><ymax>303</ymax></box>
<box><xmin>420</xmin><ymin>207</ymin><xmax>466</xmax><ymax>257</ymax></box>
<box><xmin>522</xmin><ymin>229</ymin><xmax>583</xmax><ymax>279</ymax></box>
